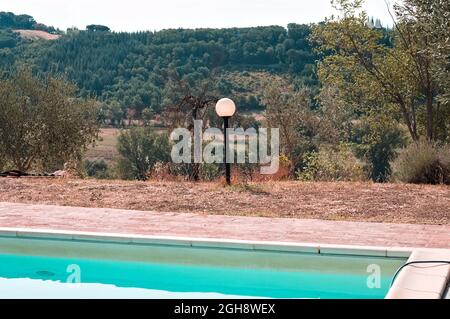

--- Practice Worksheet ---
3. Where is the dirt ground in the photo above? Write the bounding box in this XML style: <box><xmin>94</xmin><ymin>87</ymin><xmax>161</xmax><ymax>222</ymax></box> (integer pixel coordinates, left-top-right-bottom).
<box><xmin>1</xmin><ymin>178</ymin><xmax>449</xmax><ymax>225</ymax></box>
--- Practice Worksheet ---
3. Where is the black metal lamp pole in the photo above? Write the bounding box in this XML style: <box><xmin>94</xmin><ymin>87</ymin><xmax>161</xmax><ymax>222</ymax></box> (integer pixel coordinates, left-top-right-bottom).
<box><xmin>215</xmin><ymin>98</ymin><xmax>236</xmax><ymax>186</ymax></box>
<box><xmin>223</xmin><ymin>116</ymin><xmax>231</xmax><ymax>185</ymax></box>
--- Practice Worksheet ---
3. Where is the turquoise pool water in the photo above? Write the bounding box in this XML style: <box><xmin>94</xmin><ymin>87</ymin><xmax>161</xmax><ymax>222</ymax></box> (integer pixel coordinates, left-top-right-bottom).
<box><xmin>0</xmin><ymin>236</ymin><xmax>406</xmax><ymax>299</ymax></box>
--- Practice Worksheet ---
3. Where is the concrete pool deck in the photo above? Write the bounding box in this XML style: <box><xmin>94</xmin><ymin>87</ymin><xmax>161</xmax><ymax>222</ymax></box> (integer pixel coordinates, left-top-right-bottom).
<box><xmin>0</xmin><ymin>202</ymin><xmax>449</xmax><ymax>249</ymax></box>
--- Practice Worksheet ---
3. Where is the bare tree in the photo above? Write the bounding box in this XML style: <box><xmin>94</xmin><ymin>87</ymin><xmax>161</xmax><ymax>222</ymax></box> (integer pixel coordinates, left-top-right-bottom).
<box><xmin>161</xmin><ymin>68</ymin><xmax>219</xmax><ymax>181</ymax></box>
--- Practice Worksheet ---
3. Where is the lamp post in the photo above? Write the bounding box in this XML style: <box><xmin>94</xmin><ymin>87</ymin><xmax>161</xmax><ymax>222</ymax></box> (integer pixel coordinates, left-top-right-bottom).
<box><xmin>215</xmin><ymin>98</ymin><xmax>236</xmax><ymax>185</ymax></box>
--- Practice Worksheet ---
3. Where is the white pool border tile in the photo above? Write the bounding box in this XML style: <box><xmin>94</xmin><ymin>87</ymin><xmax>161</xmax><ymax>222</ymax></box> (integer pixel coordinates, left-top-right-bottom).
<box><xmin>0</xmin><ymin>227</ymin><xmax>449</xmax><ymax>299</ymax></box>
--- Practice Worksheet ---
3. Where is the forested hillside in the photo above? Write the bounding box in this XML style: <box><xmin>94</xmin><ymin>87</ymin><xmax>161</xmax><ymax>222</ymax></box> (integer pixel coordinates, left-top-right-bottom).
<box><xmin>0</xmin><ymin>12</ymin><xmax>317</xmax><ymax>122</ymax></box>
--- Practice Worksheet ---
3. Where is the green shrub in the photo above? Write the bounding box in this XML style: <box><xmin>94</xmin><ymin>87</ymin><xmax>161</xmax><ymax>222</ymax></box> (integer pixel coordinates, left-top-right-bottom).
<box><xmin>117</xmin><ymin>127</ymin><xmax>171</xmax><ymax>180</ymax></box>
<box><xmin>390</xmin><ymin>140</ymin><xmax>450</xmax><ymax>184</ymax></box>
<box><xmin>84</xmin><ymin>160</ymin><xmax>111</xmax><ymax>179</ymax></box>
<box><xmin>0</xmin><ymin>157</ymin><xmax>13</xmax><ymax>173</ymax></box>
<box><xmin>113</xmin><ymin>158</ymin><xmax>135</xmax><ymax>180</ymax></box>
<box><xmin>352</xmin><ymin>120</ymin><xmax>406</xmax><ymax>182</ymax></box>
<box><xmin>297</xmin><ymin>145</ymin><xmax>366</xmax><ymax>182</ymax></box>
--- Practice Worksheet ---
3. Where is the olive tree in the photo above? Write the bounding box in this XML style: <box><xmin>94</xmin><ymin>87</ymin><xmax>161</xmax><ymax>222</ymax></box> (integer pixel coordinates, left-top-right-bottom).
<box><xmin>0</xmin><ymin>68</ymin><xmax>99</xmax><ymax>171</ymax></box>
<box><xmin>395</xmin><ymin>0</ymin><xmax>450</xmax><ymax>142</ymax></box>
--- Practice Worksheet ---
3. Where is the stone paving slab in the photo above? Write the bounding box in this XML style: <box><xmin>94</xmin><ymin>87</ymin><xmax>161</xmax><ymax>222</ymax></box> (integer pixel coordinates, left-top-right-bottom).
<box><xmin>0</xmin><ymin>202</ymin><xmax>448</xmax><ymax>249</ymax></box>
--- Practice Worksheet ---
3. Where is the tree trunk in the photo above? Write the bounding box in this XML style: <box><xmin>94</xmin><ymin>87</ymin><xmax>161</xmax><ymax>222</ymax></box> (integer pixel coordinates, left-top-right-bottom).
<box><xmin>399</xmin><ymin>99</ymin><xmax>419</xmax><ymax>142</ymax></box>
<box><xmin>189</xmin><ymin>107</ymin><xmax>200</xmax><ymax>182</ymax></box>
<box><xmin>426</xmin><ymin>90</ymin><xmax>434</xmax><ymax>141</ymax></box>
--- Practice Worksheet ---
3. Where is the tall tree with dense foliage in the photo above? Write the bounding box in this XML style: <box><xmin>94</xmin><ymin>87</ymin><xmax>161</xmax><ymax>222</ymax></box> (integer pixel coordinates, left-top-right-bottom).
<box><xmin>312</xmin><ymin>0</ymin><xmax>449</xmax><ymax>142</ymax></box>
<box><xmin>394</xmin><ymin>0</ymin><xmax>450</xmax><ymax>141</ymax></box>
<box><xmin>262</xmin><ymin>83</ymin><xmax>318</xmax><ymax>174</ymax></box>
<box><xmin>0</xmin><ymin>68</ymin><xmax>99</xmax><ymax>171</ymax></box>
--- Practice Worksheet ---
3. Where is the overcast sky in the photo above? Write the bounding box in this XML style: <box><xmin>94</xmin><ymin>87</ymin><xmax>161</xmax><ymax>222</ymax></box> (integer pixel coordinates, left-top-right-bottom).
<box><xmin>1</xmin><ymin>0</ymin><xmax>397</xmax><ymax>32</ymax></box>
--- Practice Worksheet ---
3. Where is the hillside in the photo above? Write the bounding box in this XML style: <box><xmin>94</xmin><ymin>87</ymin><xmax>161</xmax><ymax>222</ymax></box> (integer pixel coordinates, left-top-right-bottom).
<box><xmin>1</xmin><ymin>12</ymin><xmax>318</xmax><ymax>122</ymax></box>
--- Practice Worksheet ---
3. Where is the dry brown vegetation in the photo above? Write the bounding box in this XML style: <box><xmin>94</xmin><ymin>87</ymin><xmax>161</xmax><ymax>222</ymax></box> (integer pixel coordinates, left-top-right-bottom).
<box><xmin>0</xmin><ymin>178</ymin><xmax>448</xmax><ymax>225</ymax></box>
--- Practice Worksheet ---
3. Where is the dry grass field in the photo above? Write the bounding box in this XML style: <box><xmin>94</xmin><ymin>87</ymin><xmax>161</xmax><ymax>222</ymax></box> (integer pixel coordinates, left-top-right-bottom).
<box><xmin>84</xmin><ymin>127</ymin><xmax>168</xmax><ymax>164</ymax></box>
<box><xmin>84</xmin><ymin>128</ymin><xmax>120</xmax><ymax>164</ymax></box>
<box><xmin>1</xmin><ymin>178</ymin><xmax>448</xmax><ymax>225</ymax></box>
<box><xmin>15</xmin><ymin>29</ymin><xmax>61</xmax><ymax>40</ymax></box>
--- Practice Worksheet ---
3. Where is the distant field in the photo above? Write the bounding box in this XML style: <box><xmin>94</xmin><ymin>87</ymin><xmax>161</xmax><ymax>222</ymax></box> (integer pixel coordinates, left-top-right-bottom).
<box><xmin>14</xmin><ymin>29</ymin><xmax>60</xmax><ymax>40</ymax></box>
<box><xmin>85</xmin><ymin>127</ymin><xmax>168</xmax><ymax>164</ymax></box>
<box><xmin>85</xmin><ymin>120</ymin><xmax>266</xmax><ymax>164</ymax></box>
<box><xmin>84</xmin><ymin>128</ymin><xmax>120</xmax><ymax>164</ymax></box>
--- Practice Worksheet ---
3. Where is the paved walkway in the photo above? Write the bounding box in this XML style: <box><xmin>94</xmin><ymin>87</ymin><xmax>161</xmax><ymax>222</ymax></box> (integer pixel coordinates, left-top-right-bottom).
<box><xmin>0</xmin><ymin>202</ymin><xmax>449</xmax><ymax>248</ymax></box>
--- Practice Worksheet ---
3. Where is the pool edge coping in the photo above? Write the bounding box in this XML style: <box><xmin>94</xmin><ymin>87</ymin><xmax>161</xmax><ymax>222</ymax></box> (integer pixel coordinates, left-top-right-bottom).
<box><xmin>0</xmin><ymin>226</ymin><xmax>448</xmax><ymax>299</ymax></box>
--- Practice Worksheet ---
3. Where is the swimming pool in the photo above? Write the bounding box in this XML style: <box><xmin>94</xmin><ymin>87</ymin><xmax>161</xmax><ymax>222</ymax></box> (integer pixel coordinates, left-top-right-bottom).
<box><xmin>0</xmin><ymin>230</ymin><xmax>407</xmax><ymax>299</ymax></box>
